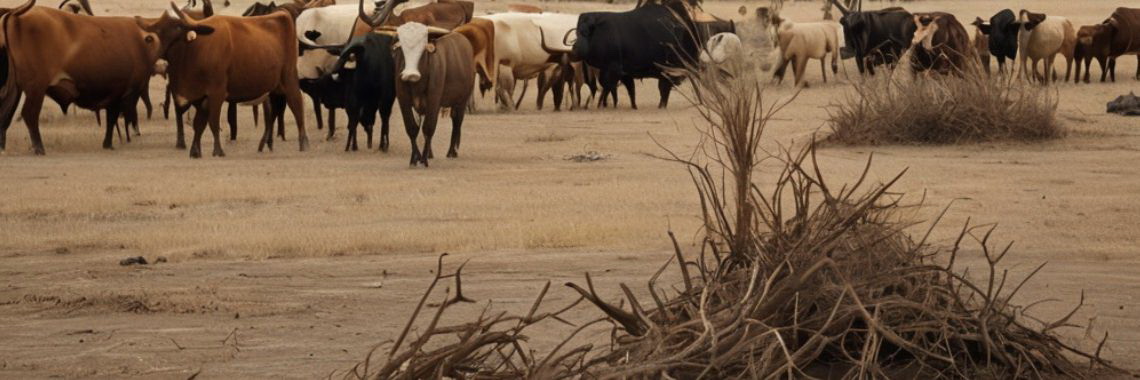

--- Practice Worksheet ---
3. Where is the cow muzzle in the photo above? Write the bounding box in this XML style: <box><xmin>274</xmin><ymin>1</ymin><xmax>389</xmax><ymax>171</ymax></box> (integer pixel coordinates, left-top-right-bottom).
<box><xmin>401</xmin><ymin>70</ymin><xmax>422</xmax><ymax>83</ymax></box>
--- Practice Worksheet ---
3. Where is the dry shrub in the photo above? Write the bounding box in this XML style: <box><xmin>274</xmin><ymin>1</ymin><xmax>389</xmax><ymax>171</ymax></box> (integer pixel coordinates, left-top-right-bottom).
<box><xmin>340</xmin><ymin>57</ymin><xmax>1129</xmax><ymax>379</ymax></box>
<box><xmin>826</xmin><ymin>69</ymin><xmax>1063</xmax><ymax>145</ymax></box>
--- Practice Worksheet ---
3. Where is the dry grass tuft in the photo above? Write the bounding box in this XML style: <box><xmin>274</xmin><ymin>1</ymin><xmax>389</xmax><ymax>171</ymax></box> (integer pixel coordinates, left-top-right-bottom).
<box><xmin>340</xmin><ymin>53</ymin><xmax>1129</xmax><ymax>380</ymax></box>
<box><xmin>826</xmin><ymin>69</ymin><xmax>1063</xmax><ymax>145</ymax></box>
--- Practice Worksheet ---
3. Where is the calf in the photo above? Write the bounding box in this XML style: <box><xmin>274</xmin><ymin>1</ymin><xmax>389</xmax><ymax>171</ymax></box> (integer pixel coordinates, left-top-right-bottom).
<box><xmin>0</xmin><ymin>1</ymin><xmax>161</xmax><ymax>155</ymax></box>
<box><xmin>137</xmin><ymin>3</ymin><xmax>308</xmax><ymax>158</ymax></box>
<box><xmin>324</xmin><ymin>33</ymin><xmax>397</xmax><ymax>151</ymax></box>
<box><xmin>770</xmin><ymin>17</ymin><xmax>840</xmax><ymax>86</ymax></box>
<box><xmin>393</xmin><ymin>23</ymin><xmax>475</xmax><ymax>167</ymax></box>
<box><xmin>911</xmin><ymin>12</ymin><xmax>973</xmax><ymax>75</ymax></box>
<box><xmin>1017</xmin><ymin>10</ymin><xmax>1076</xmax><ymax>84</ymax></box>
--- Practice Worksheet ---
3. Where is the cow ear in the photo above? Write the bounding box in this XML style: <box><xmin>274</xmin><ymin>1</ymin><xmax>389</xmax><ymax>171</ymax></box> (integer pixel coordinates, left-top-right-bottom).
<box><xmin>192</xmin><ymin>25</ymin><xmax>216</xmax><ymax>35</ymax></box>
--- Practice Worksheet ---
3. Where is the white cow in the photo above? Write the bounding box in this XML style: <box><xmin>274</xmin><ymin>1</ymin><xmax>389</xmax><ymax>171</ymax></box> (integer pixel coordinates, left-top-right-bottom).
<box><xmin>295</xmin><ymin>3</ymin><xmax>377</xmax><ymax>80</ymax></box>
<box><xmin>701</xmin><ymin>32</ymin><xmax>744</xmax><ymax>64</ymax></box>
<box><xmin>478</xmin><ymin>12</ymin><xmax>577</xmax><ymax>111</ymax></box>
<box><xmin>770</xmin><ymin>17</ymin><xmax>841</xmax><ymax>86</ymax></box>
<box><xmin>1016</xmin><ymin>10</ymin><xmax>1076</xmax><ymax>84</ymax></box>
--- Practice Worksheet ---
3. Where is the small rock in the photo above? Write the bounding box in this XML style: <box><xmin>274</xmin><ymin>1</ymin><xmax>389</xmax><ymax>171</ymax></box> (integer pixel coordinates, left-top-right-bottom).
<box><xmin>155</xmin><ymin>256</ymin><xmax>168</xmax><ymax>264</ymax></box>
<box><xmin>234</xmin><ymin>313</ymin><xmax>240</xmax><ymax>319</ymax></box>
<box><xmin>119</xmin><ymin>256</ymin><xmax>148</xmax><ymax>266</ymax></box>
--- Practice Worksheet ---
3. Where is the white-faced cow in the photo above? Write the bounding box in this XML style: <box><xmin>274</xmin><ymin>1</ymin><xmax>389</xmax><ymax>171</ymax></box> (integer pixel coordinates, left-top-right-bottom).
<box><xmin>392</xmin><ymin>22</ymin><xmax>475</xmax><ymax>167</ymax></box>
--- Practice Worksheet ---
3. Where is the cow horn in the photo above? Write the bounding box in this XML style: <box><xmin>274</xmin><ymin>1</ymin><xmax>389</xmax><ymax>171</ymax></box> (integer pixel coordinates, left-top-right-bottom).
<box><xmin>77</xmin><ymin>0</ymin><xmax>93</xmax><ymax>15</ymax></box>
<box><xmin>562</xmin><ymin>28</ymin><xmax>577</xmax><ymax>46</ymax></box>
<box><xmin>362</xmin><ymin>0</ymin><xmax>403</xmax><ymax>28</ymax></box>
<box><xmin>539</xmin><ymin>28</ymin><xmax>572</xmax><ymax>55</ymax></box>
<box><xmin>11</xmin><ymin>0</ymin><xmax>36</xmax><ymax>17</ymax></box>
<box><xmin>426</xmin><ymin>25</ymin><xmax>450</xmax><ymax>37</ymax></box>
<box><xmin>201</xmin><ymin>0</ymin><xmax>215</xmax><ymax>17</ymax></box>
<box><xmin>829</xmin><ymin>0</ymin><xmax>849</xmax><ymax>16</ymax></box>
<box><xmin>170</xmin><ymin>1</ymin><xmax>199</xmax><ymax>26</ymax></box>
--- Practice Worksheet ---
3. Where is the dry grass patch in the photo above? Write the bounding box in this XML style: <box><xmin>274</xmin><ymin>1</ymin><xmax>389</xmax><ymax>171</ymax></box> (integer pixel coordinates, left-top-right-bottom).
<box><xmin>826</xmin><ymin>71</ymin><xmax>1063</xmax><ymax>145</ymax></box>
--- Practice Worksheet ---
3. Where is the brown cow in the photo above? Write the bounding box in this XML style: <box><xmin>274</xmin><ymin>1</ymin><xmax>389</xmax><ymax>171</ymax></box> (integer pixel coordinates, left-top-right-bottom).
<box><xmin>971</xmin><ymin>17</ymin><xmax>991</xmax><ymax>74</ymax></box>
<box><xmin>0</xmin><ymin>0</ymin><xmax>161</xmax><ymax>155</ymax></box>
<box><xmin>453</xmin><ymin>18</ymin><xmax>495</xmax><ymax>95</ymax></box>
<box><xmin>392</xmin><ymin>22</ymin><xmax>475</xmax><ymax>167</ymax></box>
<box><xmin>911</xmin><ymin>12</ymin><xmax>974</xmax><ymax>75</ymax></box>
<box><xmin>357</xmin><ymin>0</ymin><xmax>473</xmax><ymax>34</ymax></box>
<box><xmin>136</xmin><ymin>3</ymin><xmax>308</xmax><ymax>158</ymax></box>
<box><xmin>1103</xmin><ymin>7</ymin><xmax>1140</xmax><ymax>81</ymax></box>
<box><xmin>1074</xmin><ymin>24</ymin><xmax>1116</xmax><ymax>83</ymax></box>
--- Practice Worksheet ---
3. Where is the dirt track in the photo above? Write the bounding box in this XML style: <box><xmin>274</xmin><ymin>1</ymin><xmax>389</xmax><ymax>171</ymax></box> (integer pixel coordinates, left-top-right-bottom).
<box><xmin>2</xmin><ymin>0</ymin><xmax>1140</xmax><ymax>378</ymax></box>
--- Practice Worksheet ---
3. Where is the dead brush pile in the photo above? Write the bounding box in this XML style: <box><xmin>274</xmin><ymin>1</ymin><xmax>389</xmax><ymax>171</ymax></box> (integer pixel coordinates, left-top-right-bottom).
<box><xmin>826</xmin><ymin>68</ymin><xmax>1063</xmax><ymax>145</ymax></box>
<box><xmin>341</xmin><ymin>60</ymin><xmax>1128</xmax><ymax>379</ymax></box>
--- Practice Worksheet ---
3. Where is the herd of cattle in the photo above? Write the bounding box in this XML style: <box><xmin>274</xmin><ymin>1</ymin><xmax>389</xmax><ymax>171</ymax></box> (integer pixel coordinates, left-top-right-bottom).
<box><xmin>0</xmin><ymin>0</ymin><xmax>1136</xmax><ymax>165</ymax></box>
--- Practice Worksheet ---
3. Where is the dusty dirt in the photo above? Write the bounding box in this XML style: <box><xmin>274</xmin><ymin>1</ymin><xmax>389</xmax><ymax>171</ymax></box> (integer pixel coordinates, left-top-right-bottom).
<box><xmin>1</xmin><ymin>0</ymin><xmax>1139</xmax><ymax>378</ymax></box>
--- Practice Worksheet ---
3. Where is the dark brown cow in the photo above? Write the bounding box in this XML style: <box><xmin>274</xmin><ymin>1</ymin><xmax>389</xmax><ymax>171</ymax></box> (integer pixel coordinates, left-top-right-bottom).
<box><xmin>391</xmin><ymin>22</ymin><xmax>475</xmax><ymax>167</ymax></box>
<box><xmin>1104</xmin><ymin>7</ymin><xmax>1140</xmax><ymax>81</ymax></box>
<box><xmin>1074</xmin><ymin>24</ymin><xmax>1116</xmax><ymax>83</ymax></box>
<box><xmin>0</xmin><ymin>0</ymin><xmax>161</xmax><ymax>155</ymax></box>
<box><xmin>910</xmin><ymin>12</ymin><xmax>973</xmax><ymax>75</ymax></box>
<box><xmin>970</xmin><ymin>17</ymin><xmax>991</xmax><ymax>74</ymax></box>
<box><xmin>136</xmin><ymin>3</ymin><xmax>308</xmax><ymax>158</ymax></box>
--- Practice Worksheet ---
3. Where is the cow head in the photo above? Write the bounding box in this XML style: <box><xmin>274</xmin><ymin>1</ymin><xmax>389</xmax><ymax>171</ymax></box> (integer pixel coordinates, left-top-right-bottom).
<box><xmin>135</xmin><ymin>3</ymin><xmax>217</xmax><ymax>60</ymax></box>
<box><xmin>1018</xmin><ymin>10</ymin><xmax>1046</xmax><ymax>31</ymax></box>
<box><xmin>394</xmin><ymin>22</ymin><xmax>448</xmax><ymax>83</ymax></box>
<box><xmin>912</xmin><ymin>14</ymin><xmax>941</xmax><ymax>51</ymax></box>
<box><xmin>699</xmin><ymin>32</ymin><xmax>741</xmax><ymax>64</ymax></box>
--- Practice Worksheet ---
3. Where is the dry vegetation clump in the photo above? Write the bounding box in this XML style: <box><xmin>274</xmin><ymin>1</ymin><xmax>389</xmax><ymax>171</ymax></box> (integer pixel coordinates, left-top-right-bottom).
<box><xmin>826</xmin><ymin>69</ymin><xmax>1063</xmax><ymax>145</ymax></box>
<box><xmin>340</xmin><ymin>59</ymin><xmax>1129</xmax><ymax>379</ymax></box>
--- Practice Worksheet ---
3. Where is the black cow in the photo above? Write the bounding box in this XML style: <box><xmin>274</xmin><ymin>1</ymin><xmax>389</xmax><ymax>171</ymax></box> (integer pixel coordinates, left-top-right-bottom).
<box><xmin>831</xmin><ymin>0</ymin><xmax>914</xmax><ymax>76</ymax></box>
<box><xmin>973</xmin><ymin>9</ymin><xmax>1018</xmax><ymax>74</ymax></box>
<box><xmin>571</xmin><ymin>0</ymin><xmax>699</xmax><ymax>109</ymax></box>
<box><xmin>323</xmin><ymin>33</ymin><xmax>398</xmax><ymax>152</ymax></box>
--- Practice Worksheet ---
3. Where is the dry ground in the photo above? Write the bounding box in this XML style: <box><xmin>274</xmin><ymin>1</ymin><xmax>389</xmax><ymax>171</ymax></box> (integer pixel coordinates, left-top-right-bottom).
<box><xmin>1</xmin><ymin>0</ymin><xmax>1139</xmax><ymax>378</ymax></box>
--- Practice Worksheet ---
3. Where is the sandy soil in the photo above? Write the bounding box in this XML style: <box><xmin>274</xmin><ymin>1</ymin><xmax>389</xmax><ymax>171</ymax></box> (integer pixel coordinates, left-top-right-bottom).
<box><xmin>2</xmin><ymin>0</ymin><xmax>1139</xmax><ymax>378</ymax></box>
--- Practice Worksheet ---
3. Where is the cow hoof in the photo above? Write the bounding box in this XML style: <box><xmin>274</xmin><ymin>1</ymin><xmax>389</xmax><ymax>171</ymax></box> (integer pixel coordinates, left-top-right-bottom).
<box><xmin>33</xmin><ymin>147</ymin><xmax>46</xmax><ymax>156</ymax></box>
<box><xmin>213</xmin><ymin>149</ymin><xmax>225</xmax><ymax>157</ymax></box>
<box><xmin>299</xmin><ymin>137</ymin><xmax>309</xmax><ymax>152</ymax></box>
<box><xmin>447</xmin><ymin>151</ymin><xmax>458</xmax><ymax>158</ymax></box>
<box><xmin>103</xmin><ymin>144</ymin><xmax>114</xmax><ymax>151</ymax></box>
<box><xmin>190</xmin><ymin>151</ymin><xmax>201</xmax><ymax>159</ymax></box>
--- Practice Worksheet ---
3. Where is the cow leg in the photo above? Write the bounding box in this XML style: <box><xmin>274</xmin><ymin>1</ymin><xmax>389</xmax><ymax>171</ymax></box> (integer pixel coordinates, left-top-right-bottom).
<box><xmin>551</xmin><ymin>71</ymin><xmax>565</xmax><ymax>112</ymax></box>
<box><xmin>514</xmin><ymin>79</ymin><xmax>529</xmax><ymax>110</ymax></box>
<box><xmin>420</xmin><ymin>106</ymin><xmax>440</xmax><ymax>166</ymax></box>
<box><xmin>19</xmin><ymin>91</ymin><xmax>47</xmax><ymax>155</ymax></box>
<box><xmin>284</xmin><ymin>89</ymin><xmax>308</xmax><ymax>152</ymax></box>
<box><xmin>1064</xmin><ymin>55</ymin><xmax>1073</xmax><ymax>83</ymax></box>
<box><xmin>448</xmin><ymin>107</ymin><xmax>464</xmax><ymax>158</ymax></box>
<box><xmin>175</xmin><ymin>103</ymin><xmax>188</xmax><ymax>150</ymax></box>
<box><xmin>820</xmin><ymin>58</ymin><xmax>828</xmax><ymax>84</ymax></box>
<box><xmin>124</xmin><ymin>100</ymin><xmax>139</xmax><ymax>141</ymax></box>
<box><xmin>1043</xmin><ymin>57</ymin><xmax>1053</xmax><ymax>85</ymax></box>
<box><xmin>189</xmin><ymin>101</ymin><xmax>208</xmax><ymax>158</ymax></box>
<box><xmin>163</xmin><ymin>86</ymin><xmax>172</xmax><ymax>120</ymax></box>
<box><xmin>360</xmin><ymin>102</ymin><xmax>378</xmax><ymax>151</ymax></box>
<box><xmin>102</xmin><ymin>105</ymin><xmax>122</xmax><ymax>150</ymax></box>
<box><xmin>227</xmin><ymin>102</ymin><xmax>238</xmax><ymax>141</ymax></box>
<box><xmin>327</xmin><ymin>107</ymin><xmax>336</xmax><ymax>140</ymax></box>
<box><xmin>657</xmin><ymin>78</ymin><xmax>673</xmax><ymax>109</ymax></box>
<box><xmin>253</xmin><ymin>102</ymin><xmax>260</xmax><ymax>126</ymax></box>
<box><xmin>379</xmin><ymin>97</ymin><xmax>394</xmax><ymax>152</ymax></box>
<box><xmin>399</xmin><ymin>101</ymin><xmax>421</xmax><ymax>166</ymax></box>
<box><xmin>344</xmin><ymin>109</ymin><xmax>359</xmax><ymax>152</ymax></box>
<box><xmin>310</xmin><ymin>94</ymin><xmax>324</xmax><ymax>130</ymax></box>
<box><xmin>536</xmin><ymin>71</ymin><xmax>549</xmax><ymax>110</ymax></box>
<box><xmin>793</xmin><ymin>56</ymin><xmax>808</xmax><ymax>87</ymax></box>
<box><xmin>205</xmin><ymin>98</ymin><xmax>225</xmax><ymax>158</ymax></box>
<box><xmin>773</xmin><ymin>56</ymin><xmax>790</xmax><ymax>84</ymax></box>
<box><xmin>276</xmin><ymin>104</ymin><xmax>287</xmax><ymax>141</ymax></box>
<box><xmin>259</xmin><ymin>96</ymin><xmax>281</xmax><ymax>152</ymax></box>
<box><xmin>1109</xmin><ymin>57</ymin><xmax>1117</xmax><ymax>82</ymax></box>
<box><xmin>622</xmin><ymin>76</ymin><xmax>637</xmax><ymax>110</ymax></box>
<box><xmin>141</xmin><ymin>85</ymin><xmax>154</xmax><ymax>120</ymax></box>
<box><xmin>0</xmin><ymin>90</ymin><xmax>22</xmax><ymax>152</ymax></box>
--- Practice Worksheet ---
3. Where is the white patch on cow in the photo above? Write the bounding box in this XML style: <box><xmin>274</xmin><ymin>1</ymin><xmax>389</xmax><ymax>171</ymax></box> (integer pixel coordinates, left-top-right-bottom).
<box><xmin>186</xmin><ymin>31</ymin><xmax>198</xmax><ymax>42</ymax></box>
<box><xmin>396</xmin><ymin>22</ymin><xmax>430</xmax><ymax>83</ymax></box>
<box><xmin>154</xmin><ymin>59</ymin><xmax>169</xmax><ymax>75</ymax></box>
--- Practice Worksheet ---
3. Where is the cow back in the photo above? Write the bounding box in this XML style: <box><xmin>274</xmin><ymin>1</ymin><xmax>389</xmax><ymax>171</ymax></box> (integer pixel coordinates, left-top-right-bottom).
<box><xmin>1108</xmin><ymin>7</ymin><xmax>1140</xmax><ymax>55</ymax></box>
<box><xmin>576</xmin><ymin>3</ymin><xmax>699</xmax><ymax>78</ymax></box>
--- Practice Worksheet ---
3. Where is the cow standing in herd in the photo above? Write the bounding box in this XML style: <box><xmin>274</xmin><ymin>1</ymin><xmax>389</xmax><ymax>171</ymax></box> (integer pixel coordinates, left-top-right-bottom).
<box><xmin>1</xmin><ymin>0</ymin><xmax>1138</xmax><ymax>161</ymax></box>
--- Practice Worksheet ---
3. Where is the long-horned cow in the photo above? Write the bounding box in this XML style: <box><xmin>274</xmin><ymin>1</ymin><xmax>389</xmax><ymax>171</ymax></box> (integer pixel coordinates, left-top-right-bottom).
<box><xmin>910</xmin><ymin>12</ymin><xmax>973</xmax><ymax>75</ymax></box>
<box><xmin>136</xmin><ymin>3</ymin><xmax>309</xmax><ymax>158</ymax></box>
<box><xmin>391</xmin><ymin>22</ymin><xmax>475</xmax><ymax>167</ymax></box>
<box><xmin>322</xmin><ymin>32</ymin><xmax>397</xmax><ymax>152</ymax></box>
<box><xmin>0</xmin><ymin>0</ymin><xmax>161</xmax><ymax>155</ymax></box>
<box><xmin>1016</xmin><ymin>9</ymin><xmax>1075</xmax><ymax>84</ymax></box>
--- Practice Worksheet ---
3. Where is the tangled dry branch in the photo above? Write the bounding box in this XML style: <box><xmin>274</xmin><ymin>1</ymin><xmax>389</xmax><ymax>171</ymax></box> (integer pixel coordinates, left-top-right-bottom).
<box><xmin>343</xmin><ymin>51</ymin><xmax>1130</xmax><ymax>380</ymax></box>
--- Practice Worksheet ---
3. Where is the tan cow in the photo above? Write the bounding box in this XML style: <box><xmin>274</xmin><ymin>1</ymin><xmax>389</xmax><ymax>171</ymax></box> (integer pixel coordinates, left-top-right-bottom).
<box><xmin>770</xmin><ymin>16</ymin><xmax>841</xmax><ymax>86</ymax></box>
<box><xmin>1017</xmin><ymin>10</ymin><xmax>1076</xmax><ymax>84</ymax></box>
<box><xmin>136</xmin><ymin>3</ymin><xmax>308</xmax><ymax>158</ymax></box>
<box><xmin>0</xmin><ymin>0</ymin><xmax>161</xmax><ymax>154</ymax></box>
